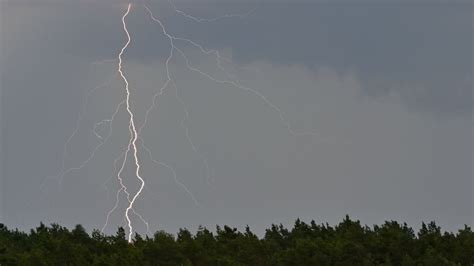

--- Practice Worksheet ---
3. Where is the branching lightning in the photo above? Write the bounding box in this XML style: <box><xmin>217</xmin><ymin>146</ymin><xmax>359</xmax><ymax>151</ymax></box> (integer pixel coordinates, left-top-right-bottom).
<box><xmin>42</xmin><ymin>0</ymin><xmax>330</xmax><ymax>243</ymax></box>
<box><xmin>165</xmin><ymin>0</ymin><xmax>257</xmax><ymax>23</ymax></box>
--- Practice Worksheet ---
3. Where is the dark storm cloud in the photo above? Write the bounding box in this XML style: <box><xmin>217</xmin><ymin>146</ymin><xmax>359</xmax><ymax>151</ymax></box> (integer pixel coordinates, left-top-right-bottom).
<box><xmin>5</xmin><ymin>0</ymin><xmax>472</xmax><ymax>115</ymax></box>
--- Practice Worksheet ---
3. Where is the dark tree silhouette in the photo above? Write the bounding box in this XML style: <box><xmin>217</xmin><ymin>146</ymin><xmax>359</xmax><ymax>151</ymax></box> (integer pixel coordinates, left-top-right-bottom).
<box><xmin>0</xmin><ymin>217</ymin><xmax>472</xmax><ymax>265</ymax></box>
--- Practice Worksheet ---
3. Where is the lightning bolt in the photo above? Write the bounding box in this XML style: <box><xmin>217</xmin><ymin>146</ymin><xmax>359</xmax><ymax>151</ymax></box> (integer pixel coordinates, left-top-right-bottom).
<box><xmin>113</xmin><ymin>4</ymin><xmax>150</xmax><ymax>243</ymax></box>
<box><xmin>41</xmin><ymin>0</ymin><xmax>336</xmax><ymax>243</ymax></box>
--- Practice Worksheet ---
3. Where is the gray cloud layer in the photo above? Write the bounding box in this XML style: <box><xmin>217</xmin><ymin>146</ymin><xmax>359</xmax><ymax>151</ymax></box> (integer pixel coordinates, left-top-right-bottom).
<box><xmin>1</xmin><ymin>0</ymin><xmax>472</xmax><ymax>235</ymax></box>
<box><xmin>6</xmin><ymin>1</ymin><xmax>472</xmax><ymax>114</ymax></box>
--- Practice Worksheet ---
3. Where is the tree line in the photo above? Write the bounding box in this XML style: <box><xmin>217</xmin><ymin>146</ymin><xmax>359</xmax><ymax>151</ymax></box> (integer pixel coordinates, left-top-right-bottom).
<box><xmin>0</xmin><ymin>215</ymin><xmax>473</xmax><ymax>265</ymax></box>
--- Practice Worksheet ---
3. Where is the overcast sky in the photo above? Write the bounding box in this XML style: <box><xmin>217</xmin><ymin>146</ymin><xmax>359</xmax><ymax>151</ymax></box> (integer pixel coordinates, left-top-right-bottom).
<box><xmin>1</xmin><ymin>0</ymin><xmax>472</xmax><ymax>237</ymax></box>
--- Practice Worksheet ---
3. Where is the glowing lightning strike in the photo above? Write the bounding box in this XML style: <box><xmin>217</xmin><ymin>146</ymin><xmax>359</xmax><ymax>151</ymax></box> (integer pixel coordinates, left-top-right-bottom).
<box><xmin>41</xmin><ymin>0</ymin><xmax>338</xmax><ymax>244</ymax></box>
<box><xmin>116</xmin><ymin>4</ymin><xmax>147</xmax><ymax>243</ymax></box>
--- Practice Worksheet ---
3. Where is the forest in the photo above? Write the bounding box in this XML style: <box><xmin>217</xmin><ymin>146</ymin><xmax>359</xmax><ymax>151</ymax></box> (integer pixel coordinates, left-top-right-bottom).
<box><xmin>0</xmin><ymin>216</ymin><xmax>472</xmax><ymax>265</ymax></box>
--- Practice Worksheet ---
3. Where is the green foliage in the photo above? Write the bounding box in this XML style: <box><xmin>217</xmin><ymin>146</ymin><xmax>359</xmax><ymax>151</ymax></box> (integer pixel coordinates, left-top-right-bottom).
<box><xmin>0</xmin><ymin>217</ymin><xmax>472</xmax><ymax>265</ymax></box>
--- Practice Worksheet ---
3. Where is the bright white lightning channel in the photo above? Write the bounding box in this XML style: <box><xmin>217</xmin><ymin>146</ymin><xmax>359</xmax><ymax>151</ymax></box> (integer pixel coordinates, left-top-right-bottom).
<box><xmin>114</xmin><ymin>4</ymin><xmax>148</xmax><ymax>243</ymax></box>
